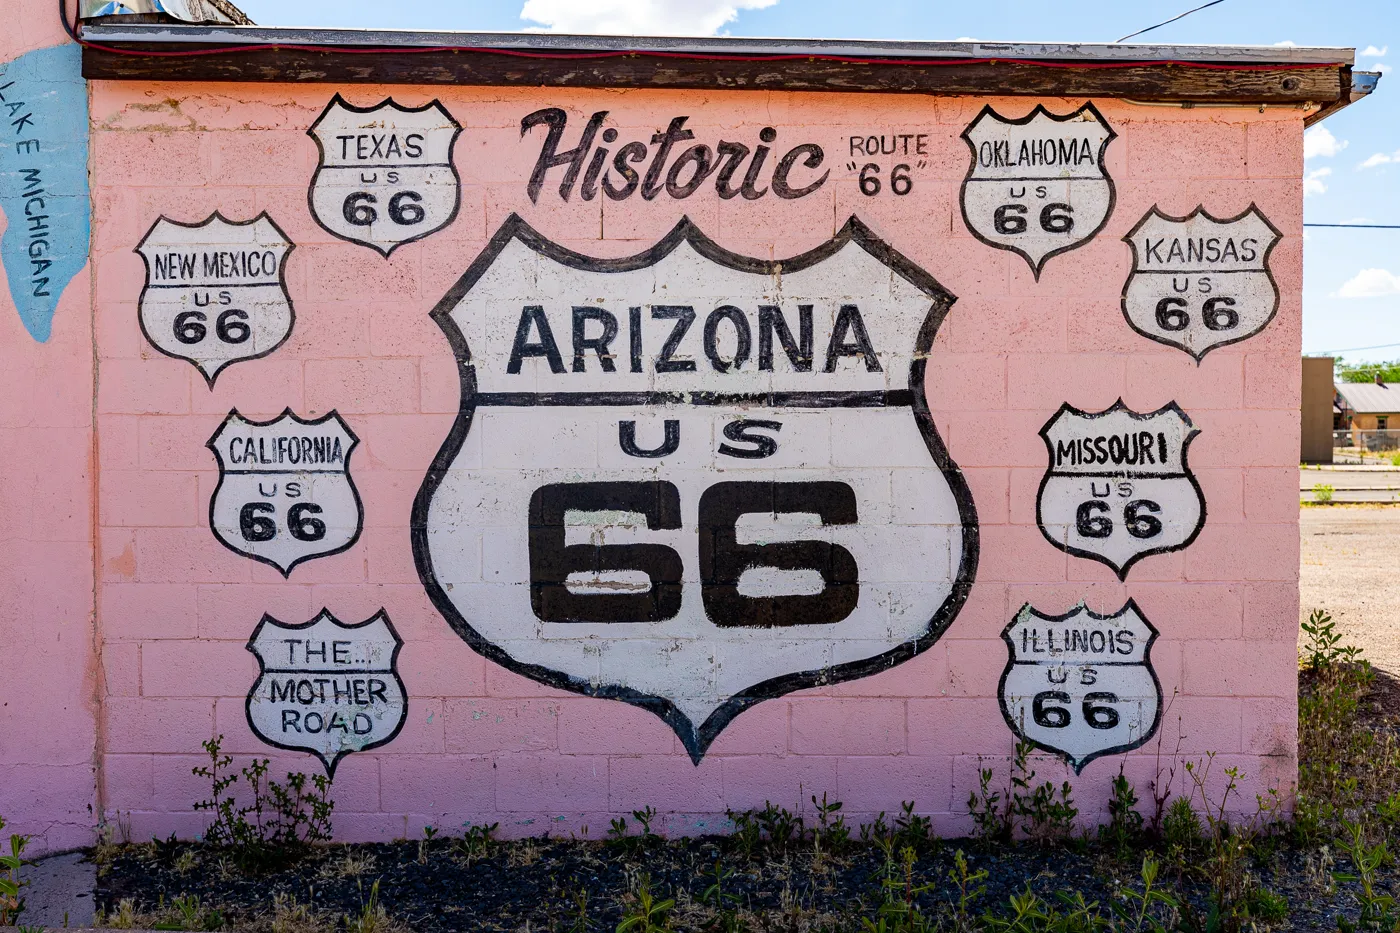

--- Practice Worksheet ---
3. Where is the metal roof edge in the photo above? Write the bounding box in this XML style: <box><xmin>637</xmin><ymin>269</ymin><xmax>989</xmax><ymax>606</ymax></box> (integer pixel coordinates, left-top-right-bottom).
<box><xmin>77</xmin><ymin>23</ymin><xmax>1356</xmax><ymax>66</ymax></box>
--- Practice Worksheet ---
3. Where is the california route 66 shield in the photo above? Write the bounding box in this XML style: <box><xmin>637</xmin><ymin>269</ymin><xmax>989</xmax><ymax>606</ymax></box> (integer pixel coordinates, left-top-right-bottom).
<box><xmin>999</xmin><ymin>601</ymin><xmax>1161</xmax><ymax>773</ymax></box>
<box><xmin>1122</xmin><ymin>205</ymin><xmax>1282</xmax><ymax>360</ymax></box>
<box><xmin>413</xmin><ymin>214</ymin><xmax>979</xmax><ymax>762</ymax></box>
<box><xmin>960</xmin><ymin>102</ymin><xmax>1116</xmax><ymax>279</ymax></box>
<box><xmin>135</xmin><ymin>212</ymin><xmax>294</xmax><ymax>386</ymax></box>
<box><xmin>1037</xmin><ymin>400</ymin><xmax>1204</xmax><ymax>580</ymax></box>
<box><xmin>246</xmin><ymin>609</ymin><xmax>407</xmax><ymax>777</ymax></box>
<box><xmin>207</xmin><ymin>409</ymin><xmax>363</xmax><ymax>576</ymax></box>
<box><xmin>308</xmin><ymin>95</ymin><xmax>462</xmax><ymax>256</ymax></box>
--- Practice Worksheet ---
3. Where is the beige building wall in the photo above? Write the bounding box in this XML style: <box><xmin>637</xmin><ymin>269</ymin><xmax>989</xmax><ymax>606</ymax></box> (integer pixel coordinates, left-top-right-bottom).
<box><xmin>1301</xmin><ymin>357</ymin><xmax>1334</xmax><ymax>463</ymax></box>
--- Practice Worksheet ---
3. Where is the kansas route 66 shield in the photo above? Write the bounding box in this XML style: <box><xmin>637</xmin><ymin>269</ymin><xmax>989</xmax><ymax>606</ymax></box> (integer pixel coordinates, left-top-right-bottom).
<box><xmin>960</xmin><ymin>102</ymin><xmax>1116</xmax><ymax>280</ymax></box>
<box><xmin>308</xmin><ymin>95</ymin><xmax>462</xmax><ymax>256</ymax></box>
<box><xmin>1000</xmin><ymin>601</ymin><xmax>1162</xmax><ymax>773</ymax></box>
<box><xmin>413</xmin><ymin>214</ymin><xmax>979</xmax><ymax>762</ymax></box>
<box><xmin>207</xmin><ymin>409</ymin><xmax>363</xmax><ymax>576</ymax></box>
<box><xmin>1122</xmin><ymin>204</ymin><xmax>1282</xmax><ymax>361</ymax></box>
<box><xmin>1037</xmin><ymin>400</ymin><xmax>1204</xmax><ymax>580</ymax></box>
<box><xmin>135</xmin><ymin>212</ymin><xmax>294</xmax><ymax>386</ymax></box>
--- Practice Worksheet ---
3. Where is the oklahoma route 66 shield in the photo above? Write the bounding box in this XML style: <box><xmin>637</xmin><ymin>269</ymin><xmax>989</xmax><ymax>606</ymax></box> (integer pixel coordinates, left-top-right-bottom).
<box><xmin>308</xmin><ymin>95</ymin><xmax>463</xmax><ymax>256</ymax></box>
<box><xmin>207</xmin><ymin>409</ymin><xmax>364</xmax><ymax>576</ymax></box>
<box><xmin>999</xmin><ymin>601</ymin><xmax>1162</xmax><ymax>773</ymax></box>
<box><xmin>960</xmin><ymin>102</ymin><xmax>1116</xmax><ymax>279</ymax></box>
<box><xmin>1122</xmin><ymin>204</ymin><xmax>1282</xmax><ymax>361</ymax></box>
<box><xmin>1037</xmin><ymin>400</ymin><xmax>1204</xmax><ymax>580</ymax></box>
<box><xmin>413</xmin><ymin>213</ymin><xmax>979</xmax><ymax>762</ymax></box>
<box><xmin>135</xmin><ymin>212</ymin><xmax>294</xmax><ymax>386</ymax></box>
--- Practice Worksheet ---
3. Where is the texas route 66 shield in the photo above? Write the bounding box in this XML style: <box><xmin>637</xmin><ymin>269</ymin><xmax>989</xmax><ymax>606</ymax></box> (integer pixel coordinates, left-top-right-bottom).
<box><xmin>999</xmin><ymin>601</ymin><xmax>1162</xmax><ymax>773</ymax></box>
<box><xmin>1037</xmin><ymin>400</ymin><xmax>1204</xmax><ymax>580</ymax></box>
<box><xmin>308</xmin><ymin>95</ymin><xmax>462</xmax><ymax>256</ymax></box>
<box><xmin>207</xmin><ymin>409</ymin><xmax>363</xmax><ymax>576</ymax></box>
<box><xmin>135</xmin><ymin>212</ymin><xmax>294</xmax><ymax>386</ymax></box>
<box><xmin>413</xmin><ymin>214</ymin><xmax>979</xmax><ymax>762</ymax></box>
<box><xmin>960</xmin><ymin>102</ymin><xmax>1116</xmax><ymax>279</ymax></box>
<box><xmin>1122</xmin><ymin>205</ymin><xmax>1282</xmax><ymax>360</ymax></box>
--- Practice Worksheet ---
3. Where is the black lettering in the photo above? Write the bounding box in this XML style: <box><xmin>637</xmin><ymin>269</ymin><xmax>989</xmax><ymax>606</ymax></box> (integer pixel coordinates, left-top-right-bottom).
<box><xmin>718</xmin><ymin>420</ymin><xmax>781</xmax><ymax>459</ymax></box>
<box><xmin>771</xmin><ymin>144</ymin><xmax>829</xmax><ymax>199</ymax></box>
<box><xmin>652</xmin><ymin>305</ymin><xmax>697</xmax><ymax>372</ymax></box>
<box><xmin>758</xmin><ymin>305</ymin><xmax>812</xmax><ymax>372</ymax></box>
<box><xmin>703</xmin><ymin>305</ymin><xmax>752</xmax><ymax>372</ymax></box>
<box><xmin>521</xmin><ymin>108</ymin><xmax>607</xmax><ymax>203</ymax></box>
<box><xmin>642</xmin><ymin>117</ymin><xmax>695</xmax><ymax>201</ymax></box>
<box><xmin>823</xmin><ymin>304</ymin><xmax>881</xmax><ymax>372</ymax></box>
<box><xmin>507</xmin><ymin>305</ymin><xmax>566</xmax><ymax>374</ymax></box>
<box><xmin>571</xmin><ymin>306</ymin><xmax>619</xmax><ymax>373</ymax></box>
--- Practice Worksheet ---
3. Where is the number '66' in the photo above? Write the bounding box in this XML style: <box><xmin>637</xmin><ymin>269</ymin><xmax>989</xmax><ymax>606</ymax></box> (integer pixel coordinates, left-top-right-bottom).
<box><xmin>240</xmin><ymin>501</ymin><xmax>327</xmax><ymax>543</ymax></box>
<box><xmin>343</xmin><ymin>191</ymin><xmax>427</xmax><ymax>227</ymax></box>
<box><xmin>1032</xmin><ymin>690</ymin><xmax>1120</xmax><ymax>730</ymax></box>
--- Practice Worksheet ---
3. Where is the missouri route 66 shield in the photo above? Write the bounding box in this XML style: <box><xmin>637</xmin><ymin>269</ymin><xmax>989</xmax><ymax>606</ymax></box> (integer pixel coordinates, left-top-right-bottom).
<box><xmin>960</xmin><ymin>102</ymin><xmax>1116</xmax><ymax>279</ymax></box>
<box><xmin>1000</xmin><ymin>601</ymin><xmax>1161</xmax><ymax>773</ymax></box>
<box><xmin>308</xmin><ymin>95</ymin><xmax>462</xmax><ymax>256</ymax></box>
<box><xmin>413</xmin><ymin>213</ymin><xmax>979</xmax><ymax>762</ymax></box>
<box><xmin>1122</xmin><ymin>205</ymin><xmax>1282</xmax><ymax>361</ymax></box>
<box><xmin>1037</xmin><ymin>400</ymin><xmax>1204</xmax><ymax>580</ymax></box>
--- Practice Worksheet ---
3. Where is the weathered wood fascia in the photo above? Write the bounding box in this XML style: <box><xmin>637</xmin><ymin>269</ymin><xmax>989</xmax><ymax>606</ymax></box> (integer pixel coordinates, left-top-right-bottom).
<box><xmin>78</xmin><ymin>26</ymin><xmax>1353</xmax><ymax>105</ymax></box>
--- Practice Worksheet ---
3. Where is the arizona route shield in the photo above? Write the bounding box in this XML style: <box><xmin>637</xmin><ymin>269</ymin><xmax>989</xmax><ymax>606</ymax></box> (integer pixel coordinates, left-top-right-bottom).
<box><xmin>246</xmin><ymin>609</ymin><xmax>407</xmax><ymax>777</ymax></box>
<box><xmin>1122</xmin><ymin>204</ymin><xmax>1282</xmax><ymax>360</ymax></box>
<box><xmin>413</xmin><ymin>213</ymin><xmax>979</xmax><ymax>762</ymax></box>
<box><xmin>1000</xmin><ymin>601</ymin><xmax>1162</xmax><ymax>774</ymax></box>
<box><xmin>308</xmin><ymin>95</ymin><xmax>463</xmax><ymax>256</ymax></box>
<box><xmin>1037</xmin><ymin>400</ymin><xmax>1204</xmax><ymax>580</ymax></box>
<box><xmin>207</xmin><ymin>409</ymin><xmax>363</xmax><ymax>576</ymax></box>
<box><xmin>135</xmin><ymin>212</ymin><xmax>294</xmax><ymax>386</ymax></box>
<box><xmin>960</xmin><ymin>102</ymin><xmax>1116</xmax><ymax>279</ymax></box>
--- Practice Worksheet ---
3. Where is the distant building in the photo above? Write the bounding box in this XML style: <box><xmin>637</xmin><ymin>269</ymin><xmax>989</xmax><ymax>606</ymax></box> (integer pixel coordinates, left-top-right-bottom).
<box><xmin>1302</xmin><ymin>357</ymin><xmax>1334</xmax><ymax>463</ymax></box>
<box><xmin>1334</xmin><ymin>376</ymin><xmax>1400</xmax><ymax>449</ymax></box>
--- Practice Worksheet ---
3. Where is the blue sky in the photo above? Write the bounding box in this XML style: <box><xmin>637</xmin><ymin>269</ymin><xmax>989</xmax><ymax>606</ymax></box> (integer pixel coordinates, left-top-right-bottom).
<box><xmin>237</xmin><ymin>0</ymin><xmax>1397</xmax><ymax>364</ymax></box>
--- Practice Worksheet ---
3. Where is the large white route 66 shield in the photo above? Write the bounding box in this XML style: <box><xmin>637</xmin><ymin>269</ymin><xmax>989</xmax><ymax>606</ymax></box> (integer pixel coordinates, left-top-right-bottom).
<box><xmin>308</xmin><ymin>95</ymin><xmax>462</xmax><ymax>256</ymax></box>
<box><xmin>135</xmin><ymin>212</ymin><xmax>294</xmax><ymax>387</ymax></box>
<box><xmin>1122</xmin><ymin>205</ymin><xmax>1282</xmax><ymax>361</ymax></box>
<box><xmin>413</xmin><ymin>214</ymin><xmax>979</xmax><ymax>762</ymax></box>
<box><xmin>207</xmin><ymin>409</ymin><xmax>364</xmax><ymax>576</ymax></box>
<box><xmin>960</xmin><ymin>102</ymin><xmax>1116</xmax><ymax>279</ymax></box>
<box><xmin>246</xmin><ymin>609</ymin><xmax>407</xmax><ymax>778</ymax></box>
<box><xmin>1000</xmin><ymin>601</ymin><xmax>1162</xmax><ymax>774</ymax></box>
<box><xmin>1037</xmin><ymin>400</ymin><xmax>1204</xmax><ymax>580</ymax></box>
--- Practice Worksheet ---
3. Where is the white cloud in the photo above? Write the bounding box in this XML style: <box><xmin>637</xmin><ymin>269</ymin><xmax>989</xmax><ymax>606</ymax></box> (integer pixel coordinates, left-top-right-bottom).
<box><xmin>1377</xmin><ymin>62</ymin><xmax>1393</xmax><ymax>73</ymax></box>
<box><xmin>1305</xmin><ymin>166</ymin><xmax>1332</xmax><ymax>196</ymax></box>
<box><xmin>1304</xmin><ymin>126</ymin><xmax>1347</xmax><ymax>159</ymax></box>
<box><xmin>519</xmin><ymin>0</ymin><xmax>778</xmax><ymax>34</ymax></box>
<box><xmin>1362</xmin><ymin>45</ymin><xmax>1388</xmax><ymax>57</ymax></box>
<box><xmin>1338</xmin><ymin>269</ymin><xmax>1400</xmax><ymax>298</ymax></box>
<box><xmin>1273</xmin><ymin>40</ymin><xmax>1297</xmax><ymax>47</ymax></box>
<box><xmin>1359</xmin><ymin>151</ymin><xmax>1399</xmax><ymax>170</ymax></box>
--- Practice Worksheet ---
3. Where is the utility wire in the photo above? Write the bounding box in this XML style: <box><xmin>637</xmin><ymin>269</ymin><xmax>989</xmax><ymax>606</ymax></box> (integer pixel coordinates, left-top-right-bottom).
<box><xmin>1305</xmin><ymin>223</ymin><xmax>1400</xmax><ymax>229</ymax></box>
<box><xmin>1116</xmin><ymin>0</ymin><xmax>1227</xmax><ymax>43</ymax></box>
<box><xmin>1316</xmin><ymin>342</ymin><xmax>1400</xmax><ymax>355</ymax></box>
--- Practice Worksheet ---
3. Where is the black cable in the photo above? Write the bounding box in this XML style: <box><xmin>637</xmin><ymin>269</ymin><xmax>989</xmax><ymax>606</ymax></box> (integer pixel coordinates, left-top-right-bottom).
<box><xmin>1116</xmin><ymin>0</ymin><xmax>1227</xmax><ymax>43</ymax></box>
<box><xmin>59</xmin><ymin>0</ymin><xmax>80</xmax><ymax>43</ymax></box>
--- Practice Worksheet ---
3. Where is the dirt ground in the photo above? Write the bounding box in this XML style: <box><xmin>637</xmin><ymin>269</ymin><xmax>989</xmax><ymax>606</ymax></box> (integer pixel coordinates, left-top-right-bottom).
<box><xmin>1301</xmin><ymin>504</ymin><xmax>1400</xmax><ymax>675</ymax></box>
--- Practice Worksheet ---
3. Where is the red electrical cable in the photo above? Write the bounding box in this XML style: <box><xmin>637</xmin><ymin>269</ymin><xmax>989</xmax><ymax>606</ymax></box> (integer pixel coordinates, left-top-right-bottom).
<box><xmin>59</xmin><ymin>0</ymin><xmax>1342</xmax><ymax>70</ymax></box>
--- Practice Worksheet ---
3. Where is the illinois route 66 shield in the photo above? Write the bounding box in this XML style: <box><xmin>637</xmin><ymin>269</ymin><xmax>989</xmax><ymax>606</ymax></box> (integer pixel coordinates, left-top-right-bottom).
<box><xmin>1122</xmin><ymin>204</ymin><xmax>1282</xmax><ymax>361</ymax></box>
<box><xmin>135</xmin><ymin>212</ymin><xmax>294</xmax><ymax>386</ymax></box>
<box><xmin>246</xmin><ymin>609</ymin><xmax>407</xmax><ymax>777</ymax></box>
<box><xmin>960</xmin><ymin>102</ymin><xmax>1116</xmax><ymax>279</ymax></box>
<box><xmin>207</xmin><ymin>409</ymin><xmax>363</xmax><ymax>576</ymax></box>
<box><xmin>999</xmin><ymin>601</ymin><xmax>1161</xmax><ymax>774</ymax></box>
<box><xmin>308</xmin><ymin>95</ymin><xmax>462</xmax><ymax>256</ymax></box>
<box><xmin>413</xmin><ymin>213</ymin><xmax>979</xmax><ymax>762</ymax></box>
<box><xmin>1037</xmin><ymin>400</ymin><xmax>1204</xmax><ymax>580</ymax></box>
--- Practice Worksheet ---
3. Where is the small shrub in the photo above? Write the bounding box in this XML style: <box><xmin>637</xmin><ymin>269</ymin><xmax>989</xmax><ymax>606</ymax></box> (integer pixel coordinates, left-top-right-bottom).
<box><xmin>1100</xmin><ymin>767</ymin><xmax>1145</xmax><ymax>860</ymax></box>
<box><xmin>1312</xmin><ymin>482</ymin><xmax>1335</xmax><ymax>503</ymax></box>
<box><xmin>967</xmin><ymin>765</ymin><xmax>1009</xmax><ymax>848</ymax></box>
<box><xmin>810</xmin><ymin>792</ymin><xmax>851</xmax><ymax>858</ymax></box>
<box><xmin>192</xmin><ymin>735</ymin><xmax>334</xmax><ymax>873</ymax></box>
<box><xmin>1009</xmin><ymin>741</ymin><xmax>1078</xmax><ymax>846</ymax></box>
<box><xmin>0</xmin><ymin>817</ymin><xmax>30</xmax><ymax>927</ymax></box>
<box><xmin>617</xmin><ymin>874</ymin><xmax>674</xmax><ymax>933</ymax></box>
<box><xmin>1162</xmin><ymin>797</ymin><xmax>1203</xmax><ymax>860</ymax></box>
<box><xmin>454</xmin><ymin>823</ymin><xmax>498</xmax><ymax>865</ymax></box>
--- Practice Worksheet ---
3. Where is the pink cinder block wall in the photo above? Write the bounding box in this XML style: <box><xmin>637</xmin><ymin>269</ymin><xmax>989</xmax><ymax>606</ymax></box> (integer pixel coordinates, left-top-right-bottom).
<box><xmin>0</xmin><ymin>23</ymin><xmax>1303</xmax><ymax>844</ymax></box>
<box><xmin>0</xmin><ymin>8</ymin><xmax>98</xmax><ymax>854</ymax></box>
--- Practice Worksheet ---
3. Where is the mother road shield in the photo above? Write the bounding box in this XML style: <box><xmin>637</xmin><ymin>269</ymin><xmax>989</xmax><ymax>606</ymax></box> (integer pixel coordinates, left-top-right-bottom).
<box><xmin>413</xmin><ymin>214</ymin><xmax>978</xmax><ymax>761</ymax></box>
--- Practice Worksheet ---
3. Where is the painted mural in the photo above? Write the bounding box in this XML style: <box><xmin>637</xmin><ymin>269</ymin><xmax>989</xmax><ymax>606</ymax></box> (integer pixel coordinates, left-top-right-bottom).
<box><xmin>413</xmin><ymin>214</ymin><xmax>977</xmax><ymax>762</ymax></box>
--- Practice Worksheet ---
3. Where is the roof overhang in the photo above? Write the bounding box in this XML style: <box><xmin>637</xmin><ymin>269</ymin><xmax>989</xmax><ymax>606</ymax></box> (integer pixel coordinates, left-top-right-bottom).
<box><xmin>77</xmin><ymin>23</ymin><xmax>1368</xmax><ymax>122</ymax></box>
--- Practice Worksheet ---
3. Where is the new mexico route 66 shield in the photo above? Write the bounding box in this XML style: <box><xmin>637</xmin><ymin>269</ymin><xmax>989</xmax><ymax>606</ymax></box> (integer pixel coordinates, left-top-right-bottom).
<box><xmin>960</xmin><ymin>102</ymin><xmax>1116</xmax><ymax>280</ymax></box>
<box><xmin>207</xmin><ymin>409</ymin><xmax>363</xmax><ymax>577</ymax></box>
<box><xmin>135</xmin><ymin>212</ymin><xmax>294</xmax><ymax>386</ymax></box>
<box><xmin>246</xmin><ymin>609</ymin><xmax>407</xmax><ymax>777</ymax></box>
<box><xmin>1037</xmin><ymin>400</ymin><xmax>1204</xmax><ymax>580</ymax></box>
<box><xmin>308</xmin><ymin>95</ymin><xmax>462</xmax><ymax>256</ymax></box>
<box><xmin>1122</xmin><ymin>205</ymin><xmax>1282</xmax><ymax>361</ymax></box>
<box><xmin>413</xmin><ymin>214</ymin><xmax>979</xmax><ymax>762</ymax></box>
<box><xmin>1000</xmin><ymin>601</ymin><xmax>1161</xmax><ymax>774</ymax></box>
